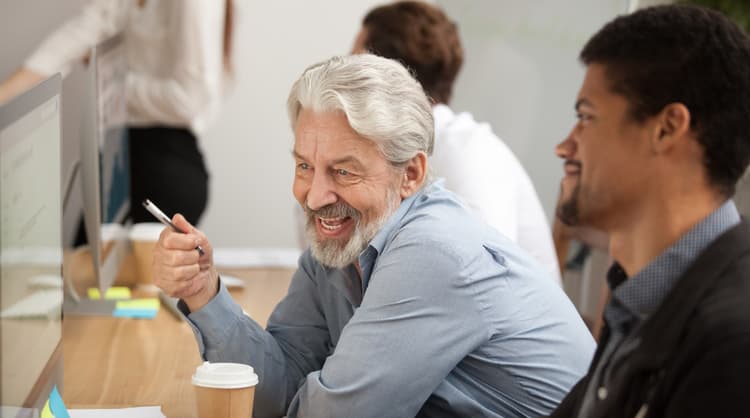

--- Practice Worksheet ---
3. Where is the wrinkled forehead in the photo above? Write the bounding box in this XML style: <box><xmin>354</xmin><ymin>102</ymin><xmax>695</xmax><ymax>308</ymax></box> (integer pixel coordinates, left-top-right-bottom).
<box><xmin>293</xmin><ymin>109</ymin><xmax>384</xmax><ymax>163</ymax></box>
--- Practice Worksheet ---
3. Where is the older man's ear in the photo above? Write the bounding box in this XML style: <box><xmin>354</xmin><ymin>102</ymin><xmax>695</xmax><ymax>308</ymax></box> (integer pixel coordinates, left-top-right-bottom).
<box><xmin>399</xmin><ymin>152</ymin><xmax>428</xmax><ymax>199</ymax></box>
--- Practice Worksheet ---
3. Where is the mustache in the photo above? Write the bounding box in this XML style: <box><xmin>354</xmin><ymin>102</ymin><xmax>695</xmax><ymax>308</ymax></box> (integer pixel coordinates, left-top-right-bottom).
<box><xmin>305</xmin><ymin>202</ymin><xmax>360</xmax><ymax>220</ymax></box>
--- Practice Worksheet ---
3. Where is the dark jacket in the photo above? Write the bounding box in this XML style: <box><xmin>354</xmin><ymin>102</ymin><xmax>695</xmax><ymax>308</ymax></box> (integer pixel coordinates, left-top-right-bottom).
<box><xmin>551</xmin><ymin>220</ymin><xmax>750</xmax><ymax>418</ymax></box>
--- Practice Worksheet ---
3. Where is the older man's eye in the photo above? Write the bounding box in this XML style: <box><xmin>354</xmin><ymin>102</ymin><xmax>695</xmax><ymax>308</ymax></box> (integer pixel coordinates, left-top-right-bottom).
<box><xmin>336</xmin><ymin>169</ymin><xmax>349</xmax><ymax>176</ymax></box>
<box><xmin>297</xmin><ymin>163</ymin><xmax>310</xmax><ymax>170</ymax></box>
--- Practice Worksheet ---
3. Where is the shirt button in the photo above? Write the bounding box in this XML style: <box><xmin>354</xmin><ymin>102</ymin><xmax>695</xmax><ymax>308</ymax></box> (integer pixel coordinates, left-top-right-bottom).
<box><xmin>597</xmin><ymin>386</ymin><xmax>608</xmax><ymax>400</ymax></box>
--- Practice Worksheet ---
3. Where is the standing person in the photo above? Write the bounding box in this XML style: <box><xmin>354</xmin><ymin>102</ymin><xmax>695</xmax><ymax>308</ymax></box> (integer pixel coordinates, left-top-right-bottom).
<box><xmin>153</xmin><ymin>54</ymin><xmax>594</xmax><ymax>418</ymax></box>
<box><xmin>551</xmin><ymin>5</ymin><xmax>750</xmax><ymax>417</ymax></box>
<box><xmin>352</xmin><ymin>1</ymin><xmax>561</xmax><ymax>283</ymax></box>
<box><xmin>0</xmin><ymin>0</ymin><xmax>234</xmax><ymax>225</ymax></box>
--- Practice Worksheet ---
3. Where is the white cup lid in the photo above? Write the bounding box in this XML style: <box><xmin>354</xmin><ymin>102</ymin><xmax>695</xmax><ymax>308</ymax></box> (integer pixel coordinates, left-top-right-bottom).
<box><xmin>128</xmin><ymin>222</ymin><xmax>165</xmax><ymax>241</ymax></box>
<box><xmin>101</xmin><ymin>223</ymin><xmax>128</xmax><ymax>241</ymax></box>
<box><xmin>192</xmin><ymin>362</ymin><xmax>258</xmax><ymax>389</ymax></box>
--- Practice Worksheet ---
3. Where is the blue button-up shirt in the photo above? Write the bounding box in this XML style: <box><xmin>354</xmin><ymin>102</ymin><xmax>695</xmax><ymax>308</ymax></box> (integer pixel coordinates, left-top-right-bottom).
<box><xmin>183</xmin><ymin>181</ymin><xmax>595</xmax><ymax>418</ymax></box>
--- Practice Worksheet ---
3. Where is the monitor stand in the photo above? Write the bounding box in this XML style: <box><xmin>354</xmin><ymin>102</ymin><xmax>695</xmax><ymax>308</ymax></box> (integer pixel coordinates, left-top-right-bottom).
<box><xmin>62</xmin><ymin>296</ymin><xmax>116</xmax><ymax>316</ymax></box>
<box><xmin>62</xmin><ymin>246</ymin><xmax>118</xmax><ymax>316</ymax></box>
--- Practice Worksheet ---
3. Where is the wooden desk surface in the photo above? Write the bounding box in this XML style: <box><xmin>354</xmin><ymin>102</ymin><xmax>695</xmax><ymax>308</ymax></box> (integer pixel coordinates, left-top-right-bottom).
<box><xmin>63</xmin><ymin>267</ymin><xmax>294</xmax><ymax>417</ymax></box>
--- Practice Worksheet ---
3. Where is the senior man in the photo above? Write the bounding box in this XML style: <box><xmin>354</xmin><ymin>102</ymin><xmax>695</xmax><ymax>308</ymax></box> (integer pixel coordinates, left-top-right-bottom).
<box><xmin>154</xmin><ymin>54</ymin><xmax>594</xmax><ymax>418</ymax></box>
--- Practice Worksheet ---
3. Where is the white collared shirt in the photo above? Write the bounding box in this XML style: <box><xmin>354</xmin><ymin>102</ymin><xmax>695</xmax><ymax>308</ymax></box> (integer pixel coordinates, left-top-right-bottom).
<box><xmin>430</xmin><ymin>104</ymin><xmax>561</xmax><ymax>283</ymax></box>
<box><xmin>25</xmin><ymin>0</ymin><xmax>225</xmax><ymax>136</ymax></box>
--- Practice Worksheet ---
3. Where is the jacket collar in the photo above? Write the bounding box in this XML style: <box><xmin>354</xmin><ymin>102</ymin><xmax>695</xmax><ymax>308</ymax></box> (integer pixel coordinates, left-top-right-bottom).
<box><xmin>626</xmin><ymin>219</ymin><xmax>750</xmax><ymax>369</ymax></box>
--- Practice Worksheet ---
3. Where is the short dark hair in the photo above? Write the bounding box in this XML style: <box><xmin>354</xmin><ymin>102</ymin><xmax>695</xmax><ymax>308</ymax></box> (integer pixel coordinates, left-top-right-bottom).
<box><xmin>362</xmin><ymin>1</ymin><xmax>463</xmax><ymax>104</ymax></box>
<box><xmin>581</xmin><ymin>5</ymin><xmax>750</xmax><ymax>196</ymax></box>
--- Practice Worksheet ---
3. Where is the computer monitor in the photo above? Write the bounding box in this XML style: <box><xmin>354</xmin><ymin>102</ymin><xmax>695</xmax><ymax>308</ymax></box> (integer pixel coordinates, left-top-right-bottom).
<box><xmin>0</xmin><ymin>75</ymin><xmax>64</xmax><ymax>416</ymax></box>
<box><xmin>80</xmin><ymin>33</ymin><xmax>131</xmax><ymax>295</ymax></box>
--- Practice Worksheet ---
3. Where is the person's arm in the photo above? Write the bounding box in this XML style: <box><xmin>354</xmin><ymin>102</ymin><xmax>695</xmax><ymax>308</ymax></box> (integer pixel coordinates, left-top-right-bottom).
<box><xmin>0</xmin><ymin>69</ymin><xmax>45</xmax><ymax>104</ymax></box>
<box><xmin>0</xmin><ymin>0</ymin><xmax>127</xmax><ymax>104</ymax></box>
<box><xmin>24</xmin><ymin>0</ymin><xmax>127</xmax><ymax>77</ymax></box>
<box><xmin>547</xmin><ymin>376</ymin><xmax>588</xmax><ymax>418</ymax></box>
<box><xmin>285</xmin><ymin>238</ymin><xmax>490</xmax><ymax>418</ymax></box>
<box><xmin>185</xmin><ymin>252</ymin><xmax>333</xmax><ymax>418</ymax></box>
<box><xmin>125</xmin><ymin>0</ymin><xmax>224</xmax><ymax>125</ymax></box>
<box><xmin>154</xmin><ymin>223</ymin><xmax>333</xmax><ymax>418</ymax></box>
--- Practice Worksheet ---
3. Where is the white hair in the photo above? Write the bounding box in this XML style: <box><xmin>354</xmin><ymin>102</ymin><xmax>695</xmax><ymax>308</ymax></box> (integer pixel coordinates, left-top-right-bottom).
<box><xmin>287</xmin><ymin>54</ymin><xmax>434</xmax><ymax>166</ymax></box>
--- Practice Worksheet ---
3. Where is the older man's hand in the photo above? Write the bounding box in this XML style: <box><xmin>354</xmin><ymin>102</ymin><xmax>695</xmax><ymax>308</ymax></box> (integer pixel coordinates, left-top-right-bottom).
<box><xmin>153</xmin><ymin>214</ymin><xmax>219</xmax><ymax>313</ymax></box>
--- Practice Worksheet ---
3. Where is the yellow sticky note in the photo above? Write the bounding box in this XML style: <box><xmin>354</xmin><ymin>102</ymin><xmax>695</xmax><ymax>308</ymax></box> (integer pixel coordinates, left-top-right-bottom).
<box><xmin>116</xmin><ymin>298</ymin><xmax>160</xmax><ymax>310</ymax></box>
<box><xmin>88</xmin><ymin>286</ymin><xmax>132</xmax><ymax>300</ymax></box>
<box><xmin>41</xmin><ymin>400</ymin><xmax>53</xmax><ymax>418</ymax></box>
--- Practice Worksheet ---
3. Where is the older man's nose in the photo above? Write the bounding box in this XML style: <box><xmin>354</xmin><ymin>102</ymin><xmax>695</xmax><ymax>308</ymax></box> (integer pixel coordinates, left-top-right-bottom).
<box><xmin>306</xmin><ymin>172</ymin><xmax>338</xmax><ymax>211</ymax></box>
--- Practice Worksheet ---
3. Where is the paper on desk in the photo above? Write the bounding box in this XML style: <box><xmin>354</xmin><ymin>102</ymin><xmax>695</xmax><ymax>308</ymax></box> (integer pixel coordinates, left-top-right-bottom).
<box><xmin>213</xmin><ymin>247</ymin><xmax>301</xmax><ymax>268</ymax></box>
<box><xmin>69</xmin><ymin>406</ymin><xmax>165</xmax><ymax>418</ymax></box>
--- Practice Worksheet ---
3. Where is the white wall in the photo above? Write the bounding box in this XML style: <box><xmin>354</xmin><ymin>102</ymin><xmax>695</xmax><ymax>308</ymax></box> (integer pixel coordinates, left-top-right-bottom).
<box><xmin>2</xmin><ymin>0</ymin><xmax>635</xmax><ymax>250</ymax></box>
<box><xmin>0</xmin><ymin>0</ymin><xmax>381</xmax><ymax>250</ymax></box>
<box><xmin>0</xmin><ymin>0</ymin><xmax>89</xmax><ymax>245</ymax></box>
<box><xmin>437</xmin><ymin>0</ymin><xmax>630</xmax><ymax>222</ymax></box>
<box><xmin>199</xmin><ymin>1</ymin><xmax>382</xmax><ymax>248</ymax></box>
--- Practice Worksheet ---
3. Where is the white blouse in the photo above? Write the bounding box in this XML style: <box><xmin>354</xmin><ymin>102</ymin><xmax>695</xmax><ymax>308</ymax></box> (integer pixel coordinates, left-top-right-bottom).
<box><xmin>25</xmin><ymin>0</ymin><xmax>226</xmax><ymax>135</ymax></box>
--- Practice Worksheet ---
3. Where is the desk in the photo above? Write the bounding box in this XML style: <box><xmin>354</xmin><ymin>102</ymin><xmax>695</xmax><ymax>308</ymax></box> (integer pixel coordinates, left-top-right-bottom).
<box><xmin>63</xmin><ymin>267</ymin><xmax>294</xmax><ymax>417</ymax></box>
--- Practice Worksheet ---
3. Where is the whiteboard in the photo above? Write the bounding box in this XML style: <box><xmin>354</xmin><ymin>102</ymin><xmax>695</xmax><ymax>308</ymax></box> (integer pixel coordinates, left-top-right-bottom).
<box><xmin>437</xmin><ymin>0</ymin><xmax>630</xmax><ymax>220</ymax></box>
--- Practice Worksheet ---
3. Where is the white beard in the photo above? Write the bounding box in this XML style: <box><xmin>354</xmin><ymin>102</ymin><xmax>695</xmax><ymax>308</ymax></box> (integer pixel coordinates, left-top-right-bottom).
<box><xmin>305</xmin><ymin>188</ymin><xmax>399</xmax><ymax>269</ymax></box>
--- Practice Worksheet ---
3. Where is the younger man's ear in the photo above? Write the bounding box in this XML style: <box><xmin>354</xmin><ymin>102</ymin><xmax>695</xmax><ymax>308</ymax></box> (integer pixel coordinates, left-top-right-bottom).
<box><xmin>653</xmin><ymin>102</ymin><xmax>691</xmax><ymax>152</ymax></box>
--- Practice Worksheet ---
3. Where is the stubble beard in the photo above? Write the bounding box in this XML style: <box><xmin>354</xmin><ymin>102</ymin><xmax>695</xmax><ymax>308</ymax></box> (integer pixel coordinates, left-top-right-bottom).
<box><xmin>304</xmin><ymin>188</ymin><xmax>400</xmax><ymax>269</ymax></box>
<box><xmin>557</xmin><ymin>182</ymin><xmax>581</xmax><ymax>226</ymax></box>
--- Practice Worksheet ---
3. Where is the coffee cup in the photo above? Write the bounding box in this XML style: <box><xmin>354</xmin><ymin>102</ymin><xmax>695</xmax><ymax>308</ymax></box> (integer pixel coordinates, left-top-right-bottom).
<box><xmin>192</xmin><ymin>361</ymin><xmax>258</xmax><ymax>418</ymax></box>
<box><xmin>128</xmin><ymin>222</ymin><xmax>165</xmax><ymax>286</ymax></box>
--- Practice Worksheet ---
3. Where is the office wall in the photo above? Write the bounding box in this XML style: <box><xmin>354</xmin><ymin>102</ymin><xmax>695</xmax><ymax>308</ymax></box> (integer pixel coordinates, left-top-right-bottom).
<box><xmin>2</xmin><ymin>1</ymin><xmax>659</xmax><ymax>250</ymax></box>
<box><xmin>437</xmin><ymin>0</ymin><xmax>630</xmax><ymax>222</ymax></box>
<box><xmin>0</xmin><ymin>1</ymin><xmax>381</xmax><ymax>250</ymax></box>
<box><xmin>0</xmin><ymin>0</ymin><xmax>89</xmax><ymax>245</ymax></box>
<box><xmin>199</xmin><ymin>1</ymin><xmax>382</xmax><ymax>248</ymax></box>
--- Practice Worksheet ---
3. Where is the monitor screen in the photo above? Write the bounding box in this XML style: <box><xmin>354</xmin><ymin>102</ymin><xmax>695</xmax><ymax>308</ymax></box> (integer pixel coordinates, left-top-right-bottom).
<box><xmin>0</xmin><ymin>75</ymin><xmax>63</xmax><ymax>415</ymax></box>
<box><xmin>97</xmin><ymin>34</ymin><xmax>130</xmax><ymax>225</ymax></box>
<box><xmin>80</xmin><ymin>33</ymin><xmax>131</xmax><ymax>295</ymax></box>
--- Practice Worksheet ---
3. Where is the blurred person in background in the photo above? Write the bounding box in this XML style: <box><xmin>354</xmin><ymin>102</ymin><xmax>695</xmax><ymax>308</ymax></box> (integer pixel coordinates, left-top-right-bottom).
<box><xmin>0</xmin><ymin>0</ymin><xmax>234</xmax><ymax>226</ymax></box>
<box><xmin>352</xmin><ymin>1</ymin><xmax>561</xmax><ymax>283</ymax></box>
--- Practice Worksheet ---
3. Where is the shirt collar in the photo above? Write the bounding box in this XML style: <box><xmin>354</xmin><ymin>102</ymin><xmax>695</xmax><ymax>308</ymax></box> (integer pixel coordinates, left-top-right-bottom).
<box><xmin>605</xmin><ymin>199</ymin><xmax>740</xmax><ymax>329</ymax></box>
<box><xmin>356</xmin><ymin>182</ymin><xmax>437</xmax><ymax>293</ymax></box>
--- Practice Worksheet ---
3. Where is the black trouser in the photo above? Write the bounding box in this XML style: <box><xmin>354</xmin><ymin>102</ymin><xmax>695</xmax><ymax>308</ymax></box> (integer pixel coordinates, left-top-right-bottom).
<box><xmin>74</xmin><ymin>126</ymin><xmax>209</xmax><ymax>245</ymax></box>
<box><xmin>128</xmin><ymin>126</ymin><xmax>209</xmax><ymax>225</ymax></box>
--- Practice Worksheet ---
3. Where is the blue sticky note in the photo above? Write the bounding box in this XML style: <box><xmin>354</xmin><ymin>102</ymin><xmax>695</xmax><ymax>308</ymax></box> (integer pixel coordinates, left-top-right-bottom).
<box><xmin>112</xmin><ymin>308</ymin><xmax>158</xmax><ymax>319</ymax></box>
<box><xmin>47</xmin><ymin>385</ymin><xmax>70</xmax><ymax>418</ymax></box>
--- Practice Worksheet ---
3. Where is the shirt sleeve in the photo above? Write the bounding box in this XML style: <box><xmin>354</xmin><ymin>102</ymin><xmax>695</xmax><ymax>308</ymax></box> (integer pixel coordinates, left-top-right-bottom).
<box><xmin>286</xmin><ymin>238</ymin><xmax>492</xmax><ymax>418</ymax></box>
<box><xmin>24</xmin><ymin>0</ymin><xmax>129</xmax><ymax>77</ymax></box>
<box><xmin>125</xmin><ymin>0</ymin><xmax>224</xmax><ymax>126</ymax></box>
<box><xmin>184</xmin><ymin>256</ymin><xmax>333</xmax><ymax>418</ymax></box>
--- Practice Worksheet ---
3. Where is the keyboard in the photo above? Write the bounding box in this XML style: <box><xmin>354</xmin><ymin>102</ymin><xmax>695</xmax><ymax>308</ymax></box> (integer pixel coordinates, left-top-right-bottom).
<box><xmin>0</xmin><ymin>289</ymin><xmax>63</xmax><ymax>319</ymax></box>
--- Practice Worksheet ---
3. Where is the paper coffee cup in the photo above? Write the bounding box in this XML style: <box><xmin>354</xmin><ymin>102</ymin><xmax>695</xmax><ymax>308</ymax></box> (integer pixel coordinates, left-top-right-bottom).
<box><xmin>100</xmin><ymin>223</ymin><xmax>128</xmax><ymax>259</ymax></box>
<box><xmin>128</xmin><ymin>223</ymin><xmax>165</xmax><ymax>286</ymax></box>
<box><xmin>192</xmin><ymin>362</ymin><xmax>258</xmax><ymax>418</ymax></box>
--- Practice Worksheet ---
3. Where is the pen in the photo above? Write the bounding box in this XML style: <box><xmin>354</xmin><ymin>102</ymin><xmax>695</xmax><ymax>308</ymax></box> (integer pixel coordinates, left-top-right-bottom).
<box><xmin>141</xmin><ymin>199</ymin><xmax>205</xmax><ymax>256</ymax></box>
